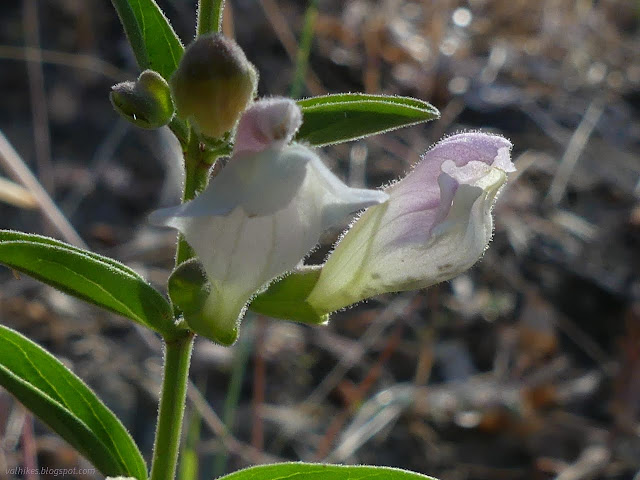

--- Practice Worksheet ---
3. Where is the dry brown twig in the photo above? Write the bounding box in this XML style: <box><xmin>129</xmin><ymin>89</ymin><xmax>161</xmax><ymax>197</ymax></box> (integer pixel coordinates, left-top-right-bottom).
<box><xmin>0</xmin><ymin>131</ymin><xmax>86</xmax><ymax>248</ymax></box>
<box><xmin>258</xmin><ymin>0</ymin><xmax>326</xmax><ymax>96</ymax></box>
<box><xmin>0</xmin><ymin>45</ymin><xmax>127</xmax><ymax>81</ymax></box>
<box><xmin>546</xmin><ymin>97</ymin><xmax>606</xmax><ymax>206</ymax></box>
<box><xmin>23</xmin><ymin>0</ymin><xmax>54</xmax><ymax>196</ymax></box>
<box><xmin>315</xmin><ymin>319</ymin><xmax>406</xmax><ymax>461</ymax></box>
<box><xmin>0</xmin><ymin>177</ymin><xmax>37</xmax><ymax>210</ymax></box>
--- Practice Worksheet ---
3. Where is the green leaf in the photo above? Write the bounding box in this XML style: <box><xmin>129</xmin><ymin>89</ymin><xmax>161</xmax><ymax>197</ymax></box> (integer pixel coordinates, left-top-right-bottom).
<box><xmin>0</xmin><ymin>325</ymin><xmax>147</xmax><ymax>479</ymax></box>
<box><xmin>218</xmin><ymin>463</ymin><xmax>438</xmax><ymax>480</ymax></box>
<box><xmin>249</xmin><ymin>266</ymin><xmax>328</xmax><ymax>325</ymax></box>
<box><xmin>111</xmin><ymin>0</ymin><xmax>184</xmax><ymax>80</ymax></box>
<box><xmin>0</xmin><ymin>230</ymin><xmax>175</xmax><ymax>337</ymax></box>
<box><xmin>296</xmin><ymin>93</ymin><xmax>439</xmax><ymax>146</ymax></box>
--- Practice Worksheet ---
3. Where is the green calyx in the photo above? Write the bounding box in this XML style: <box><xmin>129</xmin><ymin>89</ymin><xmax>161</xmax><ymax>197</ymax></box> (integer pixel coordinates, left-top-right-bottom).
<box><xmin>110</xmin><ymin>70</ymin><xmax>175</xmax><ymax>129</ymax></box>
<box><xmin>168</xmin><ymin>259</ymin><xmax>238</xmax><ymax>346</ymax></box>
<box><xmin>168</xmin><ymin>260</ymin><xmax>331</xmax><ymax>346</ymax></box>
<box><xmin>168</xmin><ymin>259</ymin><xmax>210</xmax><ymax>321</ymax></box>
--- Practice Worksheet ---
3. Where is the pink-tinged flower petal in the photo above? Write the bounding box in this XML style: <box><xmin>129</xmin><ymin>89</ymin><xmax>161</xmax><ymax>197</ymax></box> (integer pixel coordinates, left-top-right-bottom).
<box><xmin>307</xmin><ymin>132</ymin><xmax>514</xmax><ymax>314</ymax></box>
<box><xmin>233</xmin><ymin>97</ymin><xmax>302</xmax><ymax>156</ymax></box>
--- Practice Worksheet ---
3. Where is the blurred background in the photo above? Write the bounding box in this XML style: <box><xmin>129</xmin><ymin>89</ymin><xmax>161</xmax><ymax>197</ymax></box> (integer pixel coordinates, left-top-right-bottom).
<box><xmin>1</xmin><ymin>0</ymin><xmax>639</xmax><ymax>479</ymax></box>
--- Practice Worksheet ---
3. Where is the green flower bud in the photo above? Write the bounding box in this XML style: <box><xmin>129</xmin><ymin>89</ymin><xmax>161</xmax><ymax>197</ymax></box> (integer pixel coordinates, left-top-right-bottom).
<box><xmin>168</xmin><ymin>258</ymin><xmax>209</xmax><ymax>321</ymax></box>
<box><xmin>110</xmin><ymin>70</ymin><xmax>175</xmax><ymax>129</ymax></box>
<box><xmin>170</xmin><ymin>33</ymin><xmax>258</xmax><ymax>139</ymax></box>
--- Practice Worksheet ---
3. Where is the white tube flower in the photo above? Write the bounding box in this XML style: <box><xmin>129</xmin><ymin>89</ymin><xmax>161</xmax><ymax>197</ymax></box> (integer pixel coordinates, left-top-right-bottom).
<box><xmin>151</xmin><ymin>98</ymin><xmax>388</xmax><ymax>344</ymax></box>
<box><xmin>307</xmin><ymin>132</ymin><xmax>515</xmax><ymax>314</ymax></box>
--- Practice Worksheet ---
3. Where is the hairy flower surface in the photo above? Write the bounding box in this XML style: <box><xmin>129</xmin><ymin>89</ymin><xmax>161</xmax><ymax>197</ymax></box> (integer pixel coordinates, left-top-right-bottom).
<box><xmin>307</xmin><ymin>132</ymin><xmax>515</xmax><ymax>314</ymax></box>
<box><xmin>151</xmin><ymin>98</ymin><xmax>388</xmax><ymax>344</ymax></box>
<box><xmin>170</xmin><ymin>34</ymin><xmax>258</xmax><ymax>139</ymax></box>
<box><xmin>233</xmin><ymin>97</ymin><xmax>302</xmax><ymax>156</ymax></box>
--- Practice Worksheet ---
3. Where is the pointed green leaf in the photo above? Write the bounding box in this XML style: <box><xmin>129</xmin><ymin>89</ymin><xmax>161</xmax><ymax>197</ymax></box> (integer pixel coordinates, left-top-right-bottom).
<box><xmin>296</xmin><ymin>93</ymin><xmax>439</xmax><ymax>146</ymax></box>
<box><xmin>218</xmin><ymin>463</ymin><xmax>437</xmax><ymax>480</ymax></box>
<box><xmin>111</xmin><ymin>0</ymin><xmax>184</xmax><ymax>80</ymax></box>
<box><xmin>0</xmin><ymin>325</ymin><xmax>147</xmax><ymax>479</ymax></box>
<box><xmin>249</xmin><ymin>266</ymin><xmax>328</xmax><ymax>325</ymax></box>
<box><xmin>0</xmin><ymin>230</ymin><xmax>175</xmax><ymax>337</ymax></box>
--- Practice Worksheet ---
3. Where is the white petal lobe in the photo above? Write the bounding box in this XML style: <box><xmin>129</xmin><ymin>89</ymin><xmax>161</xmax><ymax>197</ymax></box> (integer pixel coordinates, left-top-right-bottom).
<box><xmin>151</xmin><ymin>143</ymin><xmax>388</xmax><ymax>343</ymax></box>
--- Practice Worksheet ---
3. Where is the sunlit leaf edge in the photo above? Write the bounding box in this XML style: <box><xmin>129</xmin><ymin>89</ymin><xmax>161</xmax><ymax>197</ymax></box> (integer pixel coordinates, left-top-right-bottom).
<box><xmin>218</xmin><ymin>462</ymin><xmax>438</xmax><ymax>480</ymax></box>
<box><xmin>298</xmin><ymin>92</ymin><xmax>439</xmax><ymax>115</ymax></box>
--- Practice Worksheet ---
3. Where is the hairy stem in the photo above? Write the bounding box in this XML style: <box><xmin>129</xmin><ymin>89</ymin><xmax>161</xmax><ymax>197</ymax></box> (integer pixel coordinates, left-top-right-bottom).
<box><xmin>175</xmin><ymin>135</ymin><xmax>215</xmax><ymax>265</ymax></box>
<box><xmin>197</xmin><ymin>0</ymin><xmax>225</xmax><ymax>36</ymax></box>
<box><xmin>149</xmin><ymin>332</ymin><xmax>195</xmax><ymax>480</ymax></box>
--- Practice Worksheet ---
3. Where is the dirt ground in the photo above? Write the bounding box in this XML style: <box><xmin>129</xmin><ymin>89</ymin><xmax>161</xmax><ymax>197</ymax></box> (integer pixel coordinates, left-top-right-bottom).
<box><xmin>0</xmin><ymin>0</ymin><xmax>639</xmax><ymax>479</ymax></box>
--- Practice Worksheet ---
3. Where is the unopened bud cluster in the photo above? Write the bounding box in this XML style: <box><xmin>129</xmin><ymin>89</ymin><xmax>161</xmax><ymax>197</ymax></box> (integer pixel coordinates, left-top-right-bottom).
<box><xmin>111</xmin><ymin>34</ymin><xmax>257</xmax><ymax>139</ymax></box>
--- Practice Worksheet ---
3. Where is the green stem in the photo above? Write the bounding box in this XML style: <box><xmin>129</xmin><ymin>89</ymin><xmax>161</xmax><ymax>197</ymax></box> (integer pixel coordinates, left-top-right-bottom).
<box><xmin>152</xmin><ymin>114</ymin><xmax>225</xmax><ymax>480</ymax></box>
<box><xmin>149</xmin><ymin>332</ymin><xmax>195</xmax><ymax>480</ymax></box>
<box><xmin>176</xmin><ymin>134</ymin><xmax>216</xmax><ymax>265</ymax></box>
<box><xmin>197</xmin><ymin>0</ymin><xmax>225</xmax><ymax>36</ymax></box>
<box><xmin>290</xmin><ymin>0</ymin><xmax>318</xmax><ymax>99</ymax></box>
